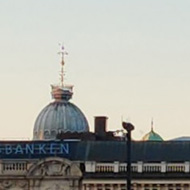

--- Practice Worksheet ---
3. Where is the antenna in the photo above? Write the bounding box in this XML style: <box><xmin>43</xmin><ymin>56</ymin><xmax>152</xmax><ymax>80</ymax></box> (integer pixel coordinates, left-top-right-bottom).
<box><xmin>58</xmin><ymin>44</ymin><xmax>68</xmax><ymax>87</ymax></box>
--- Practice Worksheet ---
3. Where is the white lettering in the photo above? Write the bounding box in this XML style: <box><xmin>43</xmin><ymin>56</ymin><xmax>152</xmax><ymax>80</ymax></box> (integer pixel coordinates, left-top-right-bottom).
<box><xmin>15</xmin><ymin>145</ymin><xmax>24</xmax><ymax>154</ymax></box>
<box><xmin>39</xmin><ymin>144</ymin><xmax>46</xmax><ymax>154</ymax></box>
<box><xmin>50</xmin><ymin>143</ymin><xmax>56</xmax><ymax>154</ymax></box>
<box><xmin>25</xmin><ymin>144</ymin><xmax>34</xmax><ymax>154</ymax></box>
<box><xmin>60</xmin><ymin>143</ymin><xmax>69</xmax><ymax>154</ymax></box>
<box><xmin>5</xmin><ymin>145</ymin><xmax>12</xmax><ymax>154</ymax></box>
<box><xmin>1</xmin><ymin>143</ymin><xmax>70</xmax><ymax>156</ymax></box>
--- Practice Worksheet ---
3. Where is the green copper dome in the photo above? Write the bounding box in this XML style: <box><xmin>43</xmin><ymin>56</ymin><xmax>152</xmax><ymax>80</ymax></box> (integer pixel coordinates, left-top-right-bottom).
<box><xmin>142</xmin><ymin>129</ymin><xmax>163</xmax><ymax>141</ymax></box>
<box><xmin>142</xmin><ymin>120</ymin><xmax>163</xmax><ymax>141</ymax></box>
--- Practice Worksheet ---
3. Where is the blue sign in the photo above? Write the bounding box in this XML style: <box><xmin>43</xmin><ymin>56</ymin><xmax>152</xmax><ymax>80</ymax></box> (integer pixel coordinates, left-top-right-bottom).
<box><xmin>0</xmin><ymin>143</ymin><xmax>69</xmax><ymax>155</ymax></box>
<box><xmin>0</xmin><ymin>141</ymin><xmax>73</xmax><ymax>159</ymax></box>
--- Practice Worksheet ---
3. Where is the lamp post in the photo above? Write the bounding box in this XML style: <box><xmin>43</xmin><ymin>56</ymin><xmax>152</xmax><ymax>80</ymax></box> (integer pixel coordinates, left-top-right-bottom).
<box><xmin>122</xmin><ymin>122</ymin><xmax>135</xmax><ymax>190</ymax></box>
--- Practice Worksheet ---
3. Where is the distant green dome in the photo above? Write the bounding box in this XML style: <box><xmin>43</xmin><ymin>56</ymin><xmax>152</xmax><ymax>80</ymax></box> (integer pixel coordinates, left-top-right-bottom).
<box><xmin>142</xmin><ymin>129</ymin><xmax>163</xmax><ymax>141</ymax></box>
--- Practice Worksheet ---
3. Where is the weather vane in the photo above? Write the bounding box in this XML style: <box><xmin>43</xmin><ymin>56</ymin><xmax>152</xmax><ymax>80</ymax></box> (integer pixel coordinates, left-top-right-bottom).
<box><xmin>58</xmin><ymin>44</ymin><xmax>68</xmax><ymax>87</ymax></box>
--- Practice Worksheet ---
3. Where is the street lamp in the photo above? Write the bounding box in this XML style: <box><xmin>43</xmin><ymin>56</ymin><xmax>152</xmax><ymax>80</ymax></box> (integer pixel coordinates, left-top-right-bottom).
<box><xmin>122</xmin><ymin>122</ymin><xmax>135</xmax><ymax>190</ymax></box>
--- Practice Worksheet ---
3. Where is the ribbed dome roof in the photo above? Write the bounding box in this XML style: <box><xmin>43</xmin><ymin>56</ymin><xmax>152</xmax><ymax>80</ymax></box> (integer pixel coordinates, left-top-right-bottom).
<box><xmin>33</xmin><ymin>48</ymin><xmax>89</xmax><ymax>140</ymax></box>
<box><xmin>33</xmin><ymin>101</ymin><xmax>89</xmax><ymax>140</ymax></box>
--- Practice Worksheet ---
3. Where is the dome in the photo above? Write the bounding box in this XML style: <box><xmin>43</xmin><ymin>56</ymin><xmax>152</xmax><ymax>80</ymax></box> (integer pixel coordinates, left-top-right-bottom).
<box><xmin>142</xmin><ymin>120</ymin><xmax>163</xmax><ymax>141</ymax></box>
<box><xmin>33</xmin><ymin>47</ymin><xmax>89</xmax><ymax>140</ymax></box>
<box><xmin>33</xmin><ymin>101</ymin><xmax>89</xmax><ymax>140</ymax></box>
<box><xmin>142</xmin><ymin>129</ymin><xmax>163</xmax><ymax>141</ymax></box>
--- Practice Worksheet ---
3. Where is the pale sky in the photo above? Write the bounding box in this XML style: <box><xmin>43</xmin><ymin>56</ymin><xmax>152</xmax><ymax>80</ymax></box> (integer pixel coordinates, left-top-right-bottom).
<box><xmin>0</xmin><ymin>0</ymin><xmax>190</xmax><ymax>140</ymax></box>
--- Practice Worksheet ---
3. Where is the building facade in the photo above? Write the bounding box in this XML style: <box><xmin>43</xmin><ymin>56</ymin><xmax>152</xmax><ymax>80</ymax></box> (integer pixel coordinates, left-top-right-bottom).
<box><xmin>0</xmin><ymin>141</ymin><xmax>190</xmax><ymax>190</ymax></box>
<box><xmin>0</xmin><ymin>49</ymin><xmax>189</xmax><ymax>190</ymax></box>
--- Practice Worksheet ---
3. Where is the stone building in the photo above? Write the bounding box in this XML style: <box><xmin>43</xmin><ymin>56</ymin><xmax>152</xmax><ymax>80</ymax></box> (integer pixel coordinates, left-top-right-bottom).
<box><xmin>1</xmin><ymin>140</ymin><xmax>190</xmax><ymax>190</ymax></box>
<box><xmin>0</xmin><ymin>49</ymin><xmax>190</xmax><ymax>190</ymax></box>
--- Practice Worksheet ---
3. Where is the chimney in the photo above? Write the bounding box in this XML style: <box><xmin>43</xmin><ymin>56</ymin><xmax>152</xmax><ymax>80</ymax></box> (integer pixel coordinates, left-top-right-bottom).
<box><xmin>94</xmin><ymin>116</ymin><xmax>107</xmax><ymax>136</ymax></box>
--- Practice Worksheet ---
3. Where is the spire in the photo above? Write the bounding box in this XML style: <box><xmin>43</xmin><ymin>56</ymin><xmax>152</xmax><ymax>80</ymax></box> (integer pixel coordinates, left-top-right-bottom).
<box><xmin>151</xmin><ymin>118</ymin><xmax>154</xmax><ymax>131</ymax></box>
<box><xmin>51</xmin><ymin>45</ymin><xmax>73</xmax><ymax>102</ymax></box>
<box><xmin>58</xmin><ymin>44</ymin><xmax>68</xmax><ymax>87</ymax></box>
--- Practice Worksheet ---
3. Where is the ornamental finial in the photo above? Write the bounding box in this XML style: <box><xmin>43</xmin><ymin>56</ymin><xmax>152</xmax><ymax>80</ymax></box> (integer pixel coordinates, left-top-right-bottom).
<box><xmin>58</xmin><ymin>44</ymin><xmax>68</xmax><ymax>87</ymax></box>
<box><xmin>51</xmin><ymin>45</ymin><xmax>73</xmax><ymax>102</ymax></box>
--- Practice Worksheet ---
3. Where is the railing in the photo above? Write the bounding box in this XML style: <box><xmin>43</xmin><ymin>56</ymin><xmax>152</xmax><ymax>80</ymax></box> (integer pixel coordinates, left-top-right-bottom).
<box><xmin>96</xmin><ymin>163</ymin><xmax>114</xmax><ymax>172</ymax></box>
<box><xmin>95</xmin><ymin>163</ymin><xmax>138</xmax><ymax>173</ymax></box>
<box><xmin>143</xmin><ymin>163</ymin><xmax>161</xmax><ymax>172</ymax></box>
<box><xmin>2</xmin><ymin>161</ymin><xmax>28</xmax><ymax>175</ymax></box>
<box><xmin>0</xmin><ymin>160</ymin><xmax>189</xmax><ymax>175</ymax></box>
<box><xmin>86</xmin><ymin>162</ymin><xmax>190</xmax><ymax>173</ymax></box>
<box><xmin>167</xmin><ymin>163</ymin><xmax>185</xmax><ymax>172</ymax></box>
<box><xmin>119</xmin><ymin>164</ymin><xmax>138</xmax><ymax>172</ymax></box>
